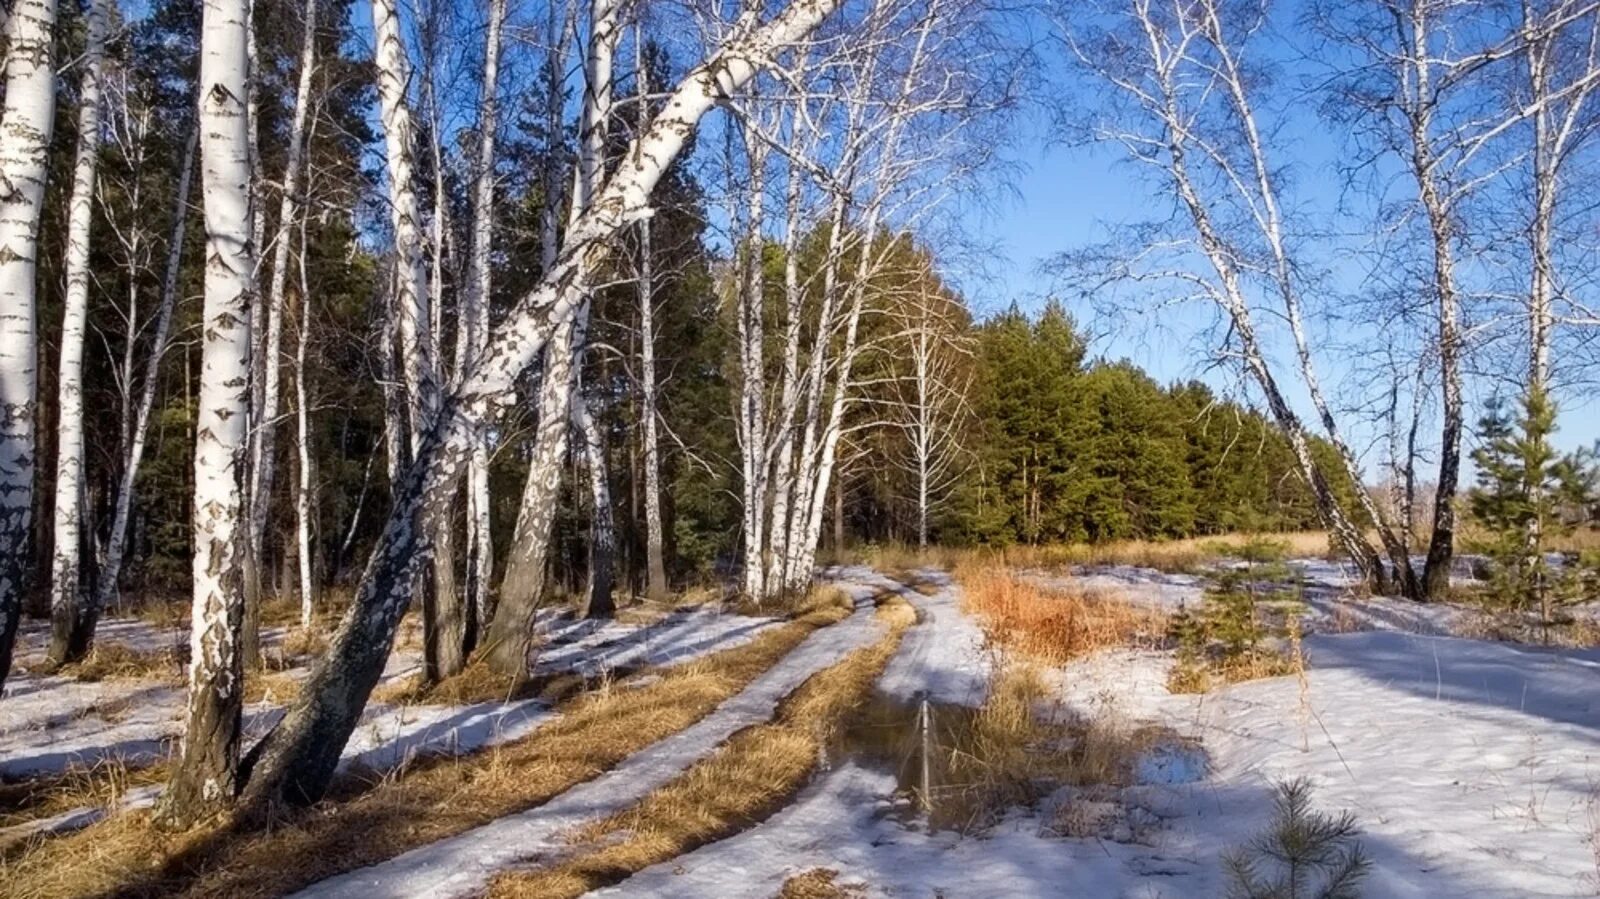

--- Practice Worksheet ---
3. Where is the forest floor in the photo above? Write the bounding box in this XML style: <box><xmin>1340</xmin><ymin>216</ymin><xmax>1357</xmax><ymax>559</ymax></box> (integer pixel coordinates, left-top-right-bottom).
<box><xmin>3</xmin><ymin>558</ymin><xmax>1599</xmax><ymax>897</ymax></box>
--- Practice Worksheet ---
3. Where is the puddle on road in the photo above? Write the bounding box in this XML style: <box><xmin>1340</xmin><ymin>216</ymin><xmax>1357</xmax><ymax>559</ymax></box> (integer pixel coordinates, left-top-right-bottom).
<box><xmin>828</xmin><ymin>691</ymin><xmax>1206</xmax><ymax>833</ymax></box>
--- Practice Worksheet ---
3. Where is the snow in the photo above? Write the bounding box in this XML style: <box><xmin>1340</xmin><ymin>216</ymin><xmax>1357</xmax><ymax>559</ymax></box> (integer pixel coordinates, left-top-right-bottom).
<box><xmin>863</xmin><ymin>567</ymin><xmax>991</xmax><ymax>707</ymax></box>
<box><xmin>0</xmin><ymin>603</ymin><xmax>774</xmax><ymax>848</ymax></box>
<box><xmin>528</xmin><ymin>605</ymin><xmax>776</xmax><ymax>679</ymax></box>
<box><xmin>289</xmin><ymin>577</ymin><xmax>892</xmax><ymax>899</ymax></box>
<box><xmin>595</xmin><ymin>576</ymin><xmax>1600</xmax><ymax>899</ymax></box>
<box><xmin>1028</xmin><ymin>557</ymin><xmax>1498</xmax><ymax>638</ymax></box>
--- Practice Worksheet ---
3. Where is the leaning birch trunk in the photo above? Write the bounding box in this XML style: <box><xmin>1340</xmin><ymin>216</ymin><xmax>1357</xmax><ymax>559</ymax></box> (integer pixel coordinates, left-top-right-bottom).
<box><xmin>95</xmin><ymin>129</ymin><xmax>197</xmax><ymax>617</ymax></box>
<box><xmin>1197</xmin><ymin>0</ymin><xmax>1414</xmax><ymax>594</ymax></box>
<box><xmin>0</xmin><ymin>0</ymin><xmax>60</xmax><ymax>690</ymax></box>
<box><xmin>239</xmin><ymin>0</ymin><xmax>852</xmax><ymax>809</ymax></box>
<box><xmin>483</xmin><ymin>317</ymin><xmax>574</xmax><ymax>678</ymax></box>
<box><xmin>45</xmin><ymin>0</ymin><xmax>108</xmax><ymax>667</ymax></box>
<box><xmin>484</xmin><ymin>2</ymin><xmax>573</xmax><ymax>677</ymax></box>
<box><xmin>634</xmin><ymin>26</ymin><xmax>668</xmax><ymax>599</ymax></box>
<box><xmin>158</xmin><ymin>0</ymin><xmax>254</xmax><ymax>827</ymax></box>
<box><xmin>460</xmin><ymin>0</ymin><xmax>506</xmax><ymax>643</ymax></box>
<box><xmin>1108</xmin><ymin>9</ymin><xmax>1388</xmax><ymax>590</ymax></box>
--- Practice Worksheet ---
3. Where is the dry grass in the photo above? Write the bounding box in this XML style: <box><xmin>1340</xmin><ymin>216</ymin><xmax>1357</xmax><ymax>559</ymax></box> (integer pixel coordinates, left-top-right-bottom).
<box><xmin>0</xmin><ymin>760</ymin><xmax>170</xmax><ymax>844</ymax></box>
<box><xmin>486</xmin><ymin>595</ymin><xmax>917</xmax><ymax>899</ymax></box>
<box><xmin>61</xmin><ymin>643</ymin><xmax>184</xmax><ymax>685</ymax></box>
<box><xmin>1166</xmin><ymin>650</ymin><xmax>1300</xmax><ymax>694</ymax></box>
<box><xmin>274</xmin><ymin>627</ymin><xmax>326</xmax><ymax>659</ymax></box>
<box><xmin>923</xmin><ymin>662</ymin><xmax>1178</xmax><ymax>834</ymax></box>
<box><xmin>0</xmin><ymin>600</ymin><xmax>856</xmax><ymax>899</ymax></box>
<box><xmin>853</xmin><ymin>531</ymin><xmax>1334</xmax><ymax>576</ymax></box>
<box><xmin>777</xmin><ymin>868</ymin><xmax>866</xmax><ymax>898</ymax></box>
<box><xmin>956</xmin><ymin>567</ymin><xmax>1167</xmax><ymax>666</ymax></box>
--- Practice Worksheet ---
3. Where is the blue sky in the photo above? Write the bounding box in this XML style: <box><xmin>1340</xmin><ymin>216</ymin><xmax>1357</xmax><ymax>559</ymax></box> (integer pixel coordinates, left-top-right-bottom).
<box><xmin>953</xmin><ymin>23</ymin><xmax>1600</xmax><ymax>477</ymax></box>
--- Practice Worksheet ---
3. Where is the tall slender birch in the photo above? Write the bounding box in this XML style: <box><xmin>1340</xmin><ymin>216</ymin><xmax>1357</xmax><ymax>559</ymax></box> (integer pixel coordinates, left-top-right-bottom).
<box><xmin>242</xmin><ymin>0</ymin><xmax>854</xmax><ymax>808</ymax></box>
<box><xmin>45</xmin><ymin>0</ymin><xmax>109</xmax><ymax>667</ymax></box>
<box><xmin>568</xmin><ymin>0</ymin><xmax>623</xmax><ymax>619</ymax></box>
<box><xmin>460</xmin><ymin>0</ymin><xmax>507</xmax><ymax>640</ymax></box>
<box><xmin>95</xmin><ymin>129</ymin><xmax>198</xmax><ymax>618</ymax></box>
<box><xmin>294</xmin><ymin>220</ymin><xmax>315</xmax><ymax>627</ymax></box>
<box><xmin>159</xmin><ymin>0</ymin><xmax>254</xmax><ymax>827</ymax></box>
<box><xmin>0</xmin><ymin>0</ymin><xmax>59</xmax><ymax>689</ymax></box>
<box><xmin>247</xmin><ymin>0</ymin><xmax>319</xmax><ymax>639</ymax></box>
<box><xmin>634</xmin><ymin>24</ymin><xmax>669</xmax><ymax>598</ymax></box>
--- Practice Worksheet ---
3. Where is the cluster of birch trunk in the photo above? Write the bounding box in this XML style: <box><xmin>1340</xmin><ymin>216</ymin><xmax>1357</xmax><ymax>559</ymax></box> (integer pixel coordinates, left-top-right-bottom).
<box><xmin>0</xmin><ymin>0</ymin><xmax>993</xmax><ymax>829</ymax></box>
<box><xmin>1058</xmin><ymin>0</ymin><xmax>1600</xmax><ymax>601</ymax></box>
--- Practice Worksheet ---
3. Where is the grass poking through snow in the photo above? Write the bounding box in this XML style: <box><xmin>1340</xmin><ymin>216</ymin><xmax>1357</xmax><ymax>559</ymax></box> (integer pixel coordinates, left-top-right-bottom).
<box><xmin>0</xmin><ymin>591</ymin><xmax>856</xmax><ymax>899</ymax></box>
<box><xmin>956</xmin><ymin>566</ymin><xmax>1167</xmax><ymax>666</ymax></box>
<box><xmin>485</xmin><ymin>595</ymin><xmax>917</xmax><ymax>899</ymax></box>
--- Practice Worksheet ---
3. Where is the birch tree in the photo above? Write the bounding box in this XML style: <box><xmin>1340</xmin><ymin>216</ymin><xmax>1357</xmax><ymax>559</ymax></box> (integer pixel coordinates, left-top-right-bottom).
<box><xmin>889</xmin><ymin>279</ymin><xmax>974</xmax><ymax>548</ymax></box>
<box><xmin>158</xmin><ymin>0</ymin><xmax>255</xmax><ymax>828</ymax></box>
<box><xmin>483</xmin><ymin>0</ymin><xmax>577</xmax><ymax>678</ymax></box>
<box><xmin>240</xmin><ymin>0</ymin><xmax>858</xmax><ymax>809</ymax></box>
<box><xmin>45</xmin><ymin>0</ymin><xmax>109</xmax><ymax>666</ymax></box>
<box><xmin>0</xmin><ymin>0</ymin><xmax>59</xmax><ymax>689</ymax></box>
<box><xmin>458</xmin><ymin>0</ymin><xmax>508</xmax><ymax>643</ymax></box>
<box><xmin>633</xmin><ymin>21</ymin><xmax>669</xmax><ymax>598</ymax></box>
<box><xmin>94</xmin><ymin>125</ymin><xmax>198</xmax><ymax>623</ymax></box>
<box><xmin>568</xmin><ymin>0</ymin><xmax>624</xmax><ymax>619</ymax></box>
<box><xmin>1059</xmin><ymin>0</ymin><xmax>1405</xmax><ymax>591</ymax></box>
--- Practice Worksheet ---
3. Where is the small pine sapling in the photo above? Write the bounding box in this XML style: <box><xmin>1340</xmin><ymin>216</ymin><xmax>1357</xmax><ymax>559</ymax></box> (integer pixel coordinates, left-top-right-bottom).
<box><xmin>1468</xmin><ymin>389</ymin><xmax>1599</xmax><ymax>639</ymax></box>
<box><xmin>1224</xmin><ymin>778</ymin><xmax>1371</xmax><ymax>899</ymax></box>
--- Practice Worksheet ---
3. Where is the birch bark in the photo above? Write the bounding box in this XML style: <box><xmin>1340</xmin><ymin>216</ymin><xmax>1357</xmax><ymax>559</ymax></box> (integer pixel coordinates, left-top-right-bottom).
<box><xmin>159</xmin><ymin>0</ymin><xmax>254</xmax><ymax>826</ymax></box>
<box><xmin>241</xmin><ymin>0</ymin><xmax>852</xmax><ymax>808</ymax></box>
<box><xmin>46</xmin><ymin>0</ymin><xmax>108</xmax><ymax>666</ymax></box>
<box><xmin>0</xmin><ymin>0</ymin><xmax>59</xmax><ymax>690</ymax></box>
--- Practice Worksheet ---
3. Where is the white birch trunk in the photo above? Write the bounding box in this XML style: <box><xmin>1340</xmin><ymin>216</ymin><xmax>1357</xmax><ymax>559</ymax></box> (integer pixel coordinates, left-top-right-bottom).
<box><xmin>460</xmin><ymin>0</ymin><xmax>506</xmax><ymax>642</ymax></box>
<box><xmin>45</xmin><ymin>0</ymin><xmax>108</xmax><ymax>666</ymax></box>
<box><xmin>0</xmin><ymin>0</ymin><xmax>58</xmax><ymax>689</ymax></box>
<box><xmin>634</xmin><ymin>25</ymin><xmax>668</xmax><ymax>599</ymax></box>
<box><xmin>159</xmin><ymin>0</ymin><xmax>254</xmax><ymax>826</ymax></box>
<box><xmin>294</xmin><ymin>235</ymin><xmax>314</xmax><ymax>629</ymax></box>
<box><xmin>568</xmin><ymin>0</ymin><xmax>621</xmax><ymax>618</ymax></box>
<box><xmin>735</xmin><ymin>134</ymin><xmax>768</xmax><ymax>601</ymax></box>
<box><xmin>248</xmin><ymin>0</ymin><xmax>318</xmax><ymax>619</ymax></box>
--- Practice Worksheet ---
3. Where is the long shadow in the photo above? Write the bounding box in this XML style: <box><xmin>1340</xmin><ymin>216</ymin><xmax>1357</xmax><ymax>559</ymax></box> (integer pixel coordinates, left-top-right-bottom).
<box><xmin>1304</xmin><ymin>630</ymin><xmax>1600</xmax><ymax>736</ymax></box>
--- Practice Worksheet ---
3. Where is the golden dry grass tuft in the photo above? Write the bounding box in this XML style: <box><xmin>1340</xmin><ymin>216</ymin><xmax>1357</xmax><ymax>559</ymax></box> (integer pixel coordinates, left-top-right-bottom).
<box><xmin>486</xmin><ymin>594</ymin><xmax>916</xmax><ymax>899</ymax></box>
<box><xmin>61</xmin><ymin>643</ymin><xmax>184</xmax><ymax>684</ymax></box>
<box><xmin>0</xmin><ymin>760</ymin><xmax>170</xmax><ymax>845</ymax></box>
<box><xmin>956</xmin><ymin>567</ymin><xmax>1166</xmax><ymax>666</ymax></box>
<box><xmin>275</xmin><ymin>627</ymin><xmax>327</xmax><ymax>659</ymax></box>
<box><xmin>0</xmin><ymin>601</ymin><xmax>855</xmax><ymax>899</ymax></box>
<box><xmin>852</xmin><ymin>531</ymin><xmax>1334</xmax><ymax>576</ymax></box>
<box><xmin>777</xmin><ymin>868</ymin><xmax>866</xmax><ymax>899</ymax></box>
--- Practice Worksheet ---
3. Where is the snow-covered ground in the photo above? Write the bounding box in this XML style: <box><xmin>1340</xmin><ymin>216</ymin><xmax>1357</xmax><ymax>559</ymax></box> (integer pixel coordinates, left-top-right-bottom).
<box><xmin>0</xmin><ymin>602</ymin><xmax>776</xmax><ymax>848</ymax></box>
<box><xmin>11</xmin><ymin>566</ymin><xmax>1598</xmax><ymax>898</ymax></box>
<box><xmin>1027</xmin><ymin>556</ymin><xmax>1498</xmax><ymax>638</ymax></box>
<box><xmin>290</xmin><ymin>577</ymin><xmax>892</xmax><ymax>899</ymax></box>
<box><xmin>597</xmin><ymin>569</ymin><xmax>1600</xmax><ymax>898</ymax></box>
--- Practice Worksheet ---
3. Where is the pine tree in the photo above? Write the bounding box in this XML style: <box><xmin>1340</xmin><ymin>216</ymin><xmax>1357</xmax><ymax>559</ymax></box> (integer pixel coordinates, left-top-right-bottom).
<box><xmin>1468</xmin><ymin>388</ymin><xmax>1595</xmax><ymax>633</ymax></box>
